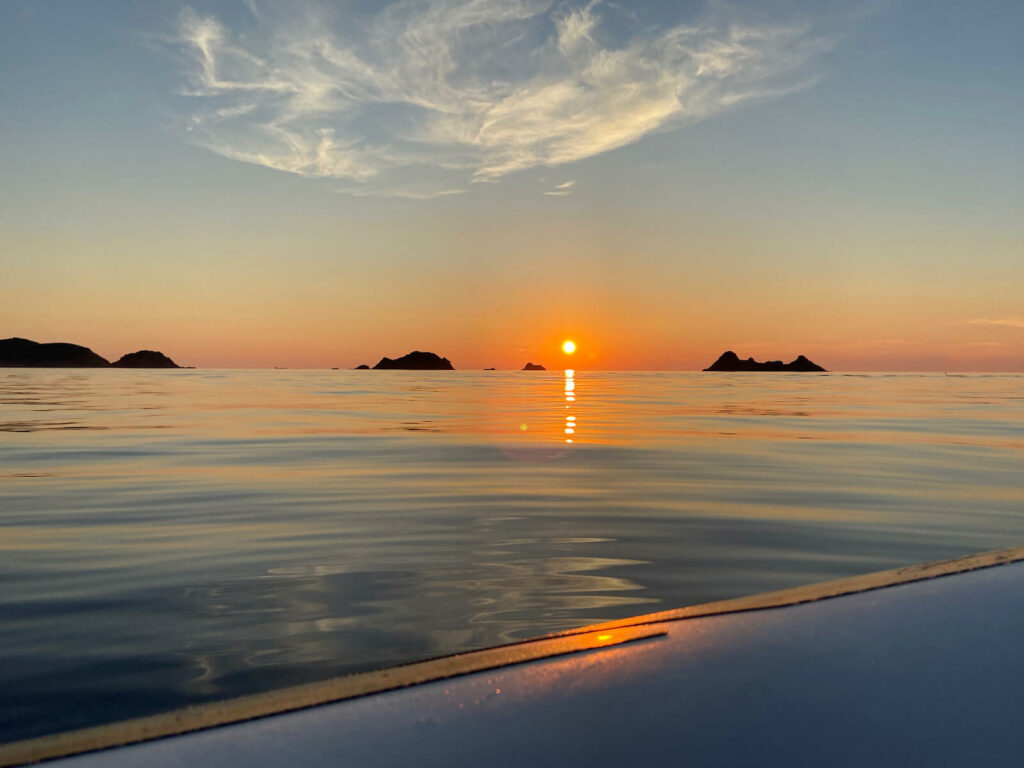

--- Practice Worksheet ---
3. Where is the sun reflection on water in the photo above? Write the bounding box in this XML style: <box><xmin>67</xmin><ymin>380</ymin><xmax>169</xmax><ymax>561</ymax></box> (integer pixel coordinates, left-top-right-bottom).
<box><xmin>565</xmin><ymin>369</ymin><xmax>576</xmax><ymax>443</ymax></box>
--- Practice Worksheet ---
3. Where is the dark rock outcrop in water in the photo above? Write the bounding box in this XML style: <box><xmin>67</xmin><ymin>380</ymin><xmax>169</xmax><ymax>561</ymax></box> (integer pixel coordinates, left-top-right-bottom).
<box><xmin>112</xmin><ymin>350</ymin><xmax>180</xmax><ymax>368</ymax></box>
<box><xmin>704</xmin><ymin>351</ymin><xmax>827</xmax><ymax>372</ymax></box>
<box><xmin>372</xmin><ymin>351</ymin><xmax>454</xmax><ymax>370</ymax></box>
<box><xmin>522</xmin><ymin>362</ymin><xmax>546</xmax><ymax>371</ymax></box>
<box><xmin>0</xmin><ymin>337</ymin><xmax>110</xmax><ymax>367</ymax></box>
<box><xmin>354</xmin><ymin>364</ymin><xmax>370</xmax><ymax>369</ymax></box>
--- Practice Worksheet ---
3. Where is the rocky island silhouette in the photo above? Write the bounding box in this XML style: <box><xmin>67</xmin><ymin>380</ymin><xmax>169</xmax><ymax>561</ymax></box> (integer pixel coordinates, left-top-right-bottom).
<box><xmin>0</xmin><ymin>338</ymin><xmax>109</xmax><ymax>367</ymax></box>
<box><xmin>0</xmin><ymin>338</ymin><xmax>182</xmax><ymax>368</ymax></box>
<box><xmin>704</xmin><ymin>351</ymin><xmax>826</xmax><ymax>372</ymax></box>
<box><xmin>522</xmin><ymin>362</ymin><xmax>546</xmax><ymax>371</ymax></box>
<box><xmin>372</xmin><ymin>351</ymin><xmax>454</xmax><ymax>370</ymax></box>
<box><xmin>112</xmin><ymin>351</ymin><xmax>181</xmax><ymax>368</ymax></box>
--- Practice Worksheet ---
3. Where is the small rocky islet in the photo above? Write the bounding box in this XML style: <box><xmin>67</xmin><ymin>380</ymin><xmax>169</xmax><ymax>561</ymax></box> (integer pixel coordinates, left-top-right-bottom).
<box><xmin>704</xmin><ymin>351</ymin><xmax>826</xmax><ymax>372</ymax></box>
<box><xmin>370</xmin><ymin>351</ymin><xmax>454</xmax><ymax>370</ymax></box>
<box><xmin>112</xmin><ymin>350</ymin><xmax>180</xmax><ymax>368</ymax></box>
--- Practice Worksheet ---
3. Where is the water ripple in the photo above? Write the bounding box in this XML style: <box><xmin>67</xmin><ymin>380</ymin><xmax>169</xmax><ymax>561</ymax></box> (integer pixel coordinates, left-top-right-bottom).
<box><xmin>1</xmin><ymin>369</ymin><xmax>1023</xmax><ymax>742</ymax></box>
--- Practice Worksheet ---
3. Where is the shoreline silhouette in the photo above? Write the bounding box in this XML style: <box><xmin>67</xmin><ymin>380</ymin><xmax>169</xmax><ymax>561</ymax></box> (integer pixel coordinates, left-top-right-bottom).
<box><xmin>0</xmin><ymin>338</ymin><xmax>181</xmax><ymax>368</ymax></box>
<box><xmin>2</xmin><ymin>339</ymin><xmax>841</xmax><ymax>372</ymax></box>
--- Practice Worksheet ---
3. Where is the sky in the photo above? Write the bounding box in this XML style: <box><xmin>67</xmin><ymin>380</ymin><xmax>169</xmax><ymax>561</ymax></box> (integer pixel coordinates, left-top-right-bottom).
<box><xmin>1</xmin><ymin>0</ymin><xmax>1022</xmax><ymax>370</ymax></box>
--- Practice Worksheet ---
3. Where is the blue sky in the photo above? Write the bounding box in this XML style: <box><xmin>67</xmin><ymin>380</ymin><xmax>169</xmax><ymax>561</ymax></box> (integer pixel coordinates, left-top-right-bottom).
<box><xmin>1</xmin><ymin>0</ymin><xmax>1022</xmax><ymax>369</ymax></box>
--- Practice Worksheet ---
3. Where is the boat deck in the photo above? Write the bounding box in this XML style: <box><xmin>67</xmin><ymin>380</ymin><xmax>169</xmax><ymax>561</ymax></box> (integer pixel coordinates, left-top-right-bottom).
<box><xmin>7</xmin><ymin>549</ymin><xmax>1024</xmax><ymax>767</ymax></box>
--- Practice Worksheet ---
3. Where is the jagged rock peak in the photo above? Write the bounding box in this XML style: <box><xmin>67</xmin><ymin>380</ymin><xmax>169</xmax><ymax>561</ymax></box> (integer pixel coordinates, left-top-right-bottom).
<box><xmin>704</xmin><ymin>351</ymin><xmax>826</xmax><ymax>372</ymax></box>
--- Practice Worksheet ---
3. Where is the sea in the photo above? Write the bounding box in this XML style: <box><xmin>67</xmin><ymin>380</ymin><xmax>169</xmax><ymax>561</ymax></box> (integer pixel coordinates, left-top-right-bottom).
<box><xmin>2</xmin><ymin>369</ymin><xmax>1023</xmax><ymax>743</ymax></box>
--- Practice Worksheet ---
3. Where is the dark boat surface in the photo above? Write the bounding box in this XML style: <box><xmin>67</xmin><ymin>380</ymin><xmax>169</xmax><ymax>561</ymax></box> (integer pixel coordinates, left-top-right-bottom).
<box><xmin>4</xmin><ymin>547</ymin><xmax>1023</xmax><ymax>767</ymax></box>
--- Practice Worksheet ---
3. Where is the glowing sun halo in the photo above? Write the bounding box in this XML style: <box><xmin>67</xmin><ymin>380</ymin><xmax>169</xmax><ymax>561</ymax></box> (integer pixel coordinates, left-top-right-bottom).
<box><xmin>562</xmin><ymin>340</ymin><xmax>576</xmax><ymax>355</ymax></box>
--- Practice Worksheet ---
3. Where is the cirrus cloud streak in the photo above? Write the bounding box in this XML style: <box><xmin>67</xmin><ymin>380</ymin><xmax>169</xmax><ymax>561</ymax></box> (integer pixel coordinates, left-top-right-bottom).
<box><xmin>967</xmin><ymin>316</ymin><xmax>1024</xmax><ymax>329</ymax></box>
<box><xmin>174</xmin><ymin>0</ymin><xmax>835</xmax><ymax>197</ymax></box>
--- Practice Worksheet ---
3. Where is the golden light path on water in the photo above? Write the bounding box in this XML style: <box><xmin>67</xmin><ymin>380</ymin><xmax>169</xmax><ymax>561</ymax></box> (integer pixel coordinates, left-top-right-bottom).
<box><xmin>565</xmin><ymin>368</ymin><xmax>576</xmax><ymax>443</ymax></box>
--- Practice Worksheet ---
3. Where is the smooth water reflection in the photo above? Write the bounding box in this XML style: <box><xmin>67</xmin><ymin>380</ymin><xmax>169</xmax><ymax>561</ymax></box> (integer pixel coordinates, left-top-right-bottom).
<box><xmin>1</xmin><ymin>369</ymin><xmax>1023</xmax><ymax>742</ymax></box>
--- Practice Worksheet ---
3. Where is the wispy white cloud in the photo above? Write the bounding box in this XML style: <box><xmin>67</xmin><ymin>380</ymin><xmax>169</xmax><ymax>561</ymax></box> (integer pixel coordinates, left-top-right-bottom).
<box><xmin>967</xmin><ymin>316</ymin><xmax>1024</xmax><ymax>329</ymax></box>
<box><xmin>544</xmin><ymin>179</ymin><xmax>576</xmax><ymax>195</ymax></box>
<box><xmin>171</xmin><ymin>0</ymin><xmax>838</xmax><ymax>197</ymax></box>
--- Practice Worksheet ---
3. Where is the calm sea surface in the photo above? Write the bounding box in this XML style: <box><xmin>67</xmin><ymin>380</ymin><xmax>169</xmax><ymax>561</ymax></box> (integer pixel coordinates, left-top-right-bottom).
<box><xmin>2</xmin><ymin>369</ymin><xmax>1023</xmax><ymax>742</ymax></box>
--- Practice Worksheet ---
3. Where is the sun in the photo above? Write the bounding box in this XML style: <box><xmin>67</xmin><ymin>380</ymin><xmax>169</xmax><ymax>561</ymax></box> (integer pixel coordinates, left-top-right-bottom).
<box><xmin>562</xmin><ymin>340</ymin><xmax>576</xmax><ymax>355</ymax></box>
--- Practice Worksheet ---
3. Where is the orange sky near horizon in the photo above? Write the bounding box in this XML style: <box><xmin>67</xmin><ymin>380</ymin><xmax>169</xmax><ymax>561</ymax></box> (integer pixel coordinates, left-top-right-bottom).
<box><xmin>4</xmin><ymin>211</ymin><xmax>1022</xmax><ymax>371</ymax></box>
<box><xmin>5</xmin><ymin>288</ymin><xmax>1022</xmax><ymax>372</ymax></box>
<box><xmin>6</xmin><ymin>204</ymin><xmax>1023</xmax><ymax>371</ymax></box>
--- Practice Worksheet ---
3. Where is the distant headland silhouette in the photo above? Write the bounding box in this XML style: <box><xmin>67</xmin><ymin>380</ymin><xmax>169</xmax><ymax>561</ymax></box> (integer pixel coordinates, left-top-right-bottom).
<box><xmin>2</xmin><ymin>338</ymin><xmax>832</xmax><ymax>373</ymax></box>
<box><xmin>371</xmin><ymin>351</ymin><xmax>453</xmax><ymax>370</ymax></box>
<box><xmin>0</xmin><ymin>338</ymin><xmax>181</xmax><ymax>368</ymax></box>
<box><xmin>704</xmin><ymin>351</ymin><xmax>826</xmax><ymax>372</ymax></box>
